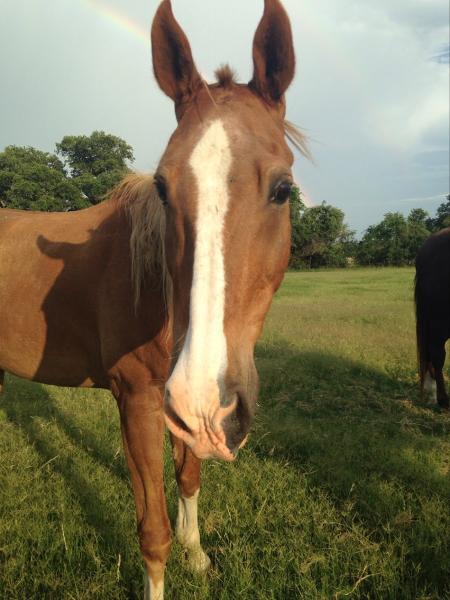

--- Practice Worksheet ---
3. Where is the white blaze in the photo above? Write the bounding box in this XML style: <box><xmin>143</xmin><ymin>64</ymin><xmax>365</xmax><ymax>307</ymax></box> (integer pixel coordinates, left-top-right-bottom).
<box><xmin>168</xmin><ymin>119</ymin><xmax>232</xmax><ymax>414</ymax></box>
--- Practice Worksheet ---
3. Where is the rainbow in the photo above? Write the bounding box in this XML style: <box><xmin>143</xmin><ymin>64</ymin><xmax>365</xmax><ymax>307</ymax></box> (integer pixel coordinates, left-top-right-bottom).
<box><xmin>86</xmin><ymin>0</ymin><xmax>148</xmax><ymax>45</ymax></box>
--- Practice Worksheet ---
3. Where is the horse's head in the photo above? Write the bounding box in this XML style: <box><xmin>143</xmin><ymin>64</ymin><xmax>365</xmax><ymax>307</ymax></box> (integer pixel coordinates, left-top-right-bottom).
<box><xmin>152</xmin><ymin>0</ymin><xmax>299</xmax><ymax>460</ymax></box>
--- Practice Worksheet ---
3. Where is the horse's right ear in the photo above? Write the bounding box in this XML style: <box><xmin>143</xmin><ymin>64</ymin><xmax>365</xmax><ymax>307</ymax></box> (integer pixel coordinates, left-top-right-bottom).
<box><xmin>151</xmin><ymin>0</ymin><xmax>202</xmax><ymax>106</ymax></box>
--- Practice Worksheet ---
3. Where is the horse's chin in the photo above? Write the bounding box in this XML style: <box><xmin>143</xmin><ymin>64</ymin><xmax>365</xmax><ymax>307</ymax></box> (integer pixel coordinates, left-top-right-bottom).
<box><xmin>190</xmin><ymin>439</ymin><xmax>236</xmax><ymax>462</ymax></box>
<box><xmin>164</xmin><ymin>414</ymin><xmax>236</xmax><ymax>462</ymax></box>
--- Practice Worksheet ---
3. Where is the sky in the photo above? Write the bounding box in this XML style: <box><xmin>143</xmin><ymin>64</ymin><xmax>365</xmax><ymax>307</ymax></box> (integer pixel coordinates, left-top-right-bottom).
<box><xmin>0</xmin><ymin>0</ymin><xmax>448</xmax><ymax>234</ymax></box>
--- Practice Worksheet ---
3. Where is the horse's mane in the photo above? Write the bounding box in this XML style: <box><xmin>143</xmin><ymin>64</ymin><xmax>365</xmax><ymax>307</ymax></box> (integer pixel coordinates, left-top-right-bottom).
<box><xmin>283</xmin><ymin>120</ymin><xmax>311</xmax><ymax>160</ymax></box>
<box><xmin>109</xmin><ymin>173</ymin><xmax>169</xmax><ymax>308</ymax></box>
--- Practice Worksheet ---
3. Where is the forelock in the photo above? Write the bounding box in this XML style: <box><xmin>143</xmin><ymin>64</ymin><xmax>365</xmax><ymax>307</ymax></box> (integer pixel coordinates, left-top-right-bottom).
<box><xmin>214</xmin><ymin>65</ymin><xmax>237</xmax><ymax>89</ymax></box>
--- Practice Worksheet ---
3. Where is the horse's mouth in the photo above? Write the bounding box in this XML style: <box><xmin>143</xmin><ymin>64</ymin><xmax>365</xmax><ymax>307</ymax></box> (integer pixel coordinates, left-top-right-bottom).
<box><xmin>164</xmin><ymin>410</ymin><xmax>236</xmax><ymax>462</ymax></box>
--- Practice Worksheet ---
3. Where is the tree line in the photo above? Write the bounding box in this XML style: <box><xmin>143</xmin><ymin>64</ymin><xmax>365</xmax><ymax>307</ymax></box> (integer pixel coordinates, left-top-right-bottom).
<box><xmin>289</xmin><ymin>186</ymin><xmax>449</xmax><ymax>269</ymax></box>
<box><xmin>0</xmin><ymin>131</ymin><xmax>448</xmax><ymax>268</ymax></box>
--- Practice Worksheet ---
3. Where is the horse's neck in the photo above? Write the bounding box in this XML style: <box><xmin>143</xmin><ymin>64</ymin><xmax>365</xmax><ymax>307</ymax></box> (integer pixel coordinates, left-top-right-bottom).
<box><xmin>108</xmin><ymin>199</ymin><xmax>171</xmax><ymax>325</ymax></box>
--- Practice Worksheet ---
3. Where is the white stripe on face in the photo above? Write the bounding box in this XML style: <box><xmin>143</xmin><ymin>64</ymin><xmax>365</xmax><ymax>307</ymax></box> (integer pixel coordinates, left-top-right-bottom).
<box><xmin>168</xmin><ymin>120</ymin><xmax>232</xmax><ymax>418</ymax></box>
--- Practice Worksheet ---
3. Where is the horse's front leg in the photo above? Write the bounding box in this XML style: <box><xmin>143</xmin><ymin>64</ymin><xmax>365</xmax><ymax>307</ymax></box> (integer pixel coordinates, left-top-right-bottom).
<box><xmin>170</xmin><ymin>433</ymin><xmax>211</xmax><ymax>573</ymax></box>
<box><xmin>117</xmin><ymin>388</ymin><xmax>171</xmax><ymax>600</ymax></box>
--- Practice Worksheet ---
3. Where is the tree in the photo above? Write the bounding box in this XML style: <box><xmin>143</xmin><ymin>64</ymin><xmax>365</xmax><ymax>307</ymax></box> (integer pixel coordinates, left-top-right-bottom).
<box><xmin>356</xmin><ymin>209</ymin><xmax>433</xmax><ymax>266</ymax></box>
<box><xmin>290</xmin><ymin>198</ymin><xmax>355</xmax><ymax>269</ymax></box>
<box><xmin>408</xmin><ymin>208</ymin><xmax>429</xmax><ymax>225</ymax></box>
<box><xmin>56</xmin><ymin>131</ymin><xmax>134</xmax><ymax>204</ymax></box>
<box><xmin>289</xmin><ymin>185</ymin><xmax>306</xmax><ymax>268</ymax></box>
<box><xmin>0</xmin><ymin>146</ymin><xmax>86</xmax><ymax>211</ymax></box>
<box><xmin>302</xmin><ymin>203</ymin><xmax>355</xmax><ymax>268</ymax></box>
<box><xmin>432</xmin><ymin>195</ymin><xmax>450</xmax><ymax>230</ymax></box>
<box><xmin>406</xmin><ymin>208</ymin><xmax>430</xmax><ymax>261</ymax></box>
<box><xmin>357</xmin><ymin>212</ymin><xmax>409</xmax><ymax>266</ymax></box>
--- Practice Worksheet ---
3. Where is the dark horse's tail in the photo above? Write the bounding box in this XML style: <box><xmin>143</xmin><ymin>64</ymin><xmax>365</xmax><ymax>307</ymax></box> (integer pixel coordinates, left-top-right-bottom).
<box><xmin>414</xmin><ymin>270</ymin><xmax>428</xmax><ymax>393</ymax></box>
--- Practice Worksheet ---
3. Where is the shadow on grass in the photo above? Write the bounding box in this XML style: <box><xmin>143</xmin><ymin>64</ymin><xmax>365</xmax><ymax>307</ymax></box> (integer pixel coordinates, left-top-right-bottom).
<box><xmin>252</xmin><ymin>340</ymin><xmax>450</xmax><ymax>594</ymax></box>
<box><xmin>1</xmin><ymin>377</ymin><xmax>142</xmax><ymax>598</ymax></box>
<box><xmin>7</xmin><ymin>379</ymin><xmax>130</xmax><ymax>481</ymax></box>
<box><xmin>2</xmin><ymin>346</ymin><xmax>449</xmax><ymax>596</ymax></box>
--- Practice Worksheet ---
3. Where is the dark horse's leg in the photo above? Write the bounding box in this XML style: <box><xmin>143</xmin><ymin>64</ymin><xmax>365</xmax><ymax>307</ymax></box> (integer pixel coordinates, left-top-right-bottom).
<box><xmin>170</xmin><ymin>433</ymin><xmax>211</xmax><ymax>572</ymax></box>
<box><xmin>0</xmin><ymin>370</ymin><xmax>4</xmax><ymax>393</ymax></box>
<box><xmin>429</xmin><ymin>344</ymin><xmax>449</xmax><ymax>410</ymax></box>
<box><xmin>117</xmin><ymin>387</ymin><xmax>171</xmax><ymax>600</ymax></box>
<box><xmin>427</xmin><ymin>320</ymin><xmax>449</xmax><ymax>409</ymax></box>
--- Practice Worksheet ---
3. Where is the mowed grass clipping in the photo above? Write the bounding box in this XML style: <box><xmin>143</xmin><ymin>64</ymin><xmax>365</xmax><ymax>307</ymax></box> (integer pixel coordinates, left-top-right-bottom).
<box><xmin>1</xmin><ymin>267</ymin><xmax>449</xmax><ymax>599</ymax></box>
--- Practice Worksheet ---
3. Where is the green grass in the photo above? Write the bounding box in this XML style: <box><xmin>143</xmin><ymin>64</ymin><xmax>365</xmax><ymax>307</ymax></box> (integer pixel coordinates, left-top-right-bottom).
<box><xmin>1</xmin><ymin>267</ymin><xmax>449</xmax><ymax>599</ymax></box>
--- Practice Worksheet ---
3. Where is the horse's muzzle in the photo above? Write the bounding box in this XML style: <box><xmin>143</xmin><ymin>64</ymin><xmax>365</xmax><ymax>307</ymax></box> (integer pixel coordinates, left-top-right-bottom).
<box><xmin>163</xmin><ymin>390</ymin><xmax>251</xmax><ymax>461</ymax></box>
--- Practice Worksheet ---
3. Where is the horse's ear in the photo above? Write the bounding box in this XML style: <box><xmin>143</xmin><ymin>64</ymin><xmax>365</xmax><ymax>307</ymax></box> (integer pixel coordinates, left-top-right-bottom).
<box><xmin>151</xmin><ymin>0</ymin><xmax>202</xmax><ymax>104</ymax></box>
<box><xmin>249</xmin><ymin>0</ymin><xmax>295</xmax><ymax>105</ymax></box>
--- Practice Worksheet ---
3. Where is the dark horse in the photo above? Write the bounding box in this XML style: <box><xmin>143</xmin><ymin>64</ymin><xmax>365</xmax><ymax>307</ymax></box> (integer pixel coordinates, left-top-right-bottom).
<box><xmin>415</xmin><ymin>227</ymin><xmax>450</xmax><ymax>409</ymax></box>
<box><xmin>0</xmin><ymin>1</ymin><xmax>307</xmax><ymax>597</ymax></box>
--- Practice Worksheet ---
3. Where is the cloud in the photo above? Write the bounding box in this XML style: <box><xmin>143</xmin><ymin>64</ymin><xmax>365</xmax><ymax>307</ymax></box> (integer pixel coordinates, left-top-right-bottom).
<box><xmin>431</xmin><ymin>45</ymin><xmax>450</xmax><ymax>63</ymax></box>
<box><xmin>398</xmin><ymin>193</ymin><xmax>448</xmax><ymax>204</ymax></box>
<box><xmin>282</xmin><ymin>0</ymin><xmax>448</xmax><ymax>229</ymax></box>
<box><xmin>369</xmin><ymin>0</ymin><xmax>448</xmax><ymax>33</ymax></box>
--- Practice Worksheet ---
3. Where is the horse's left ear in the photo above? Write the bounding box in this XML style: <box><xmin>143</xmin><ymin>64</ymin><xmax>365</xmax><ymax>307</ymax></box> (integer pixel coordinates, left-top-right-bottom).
<box><xmin>249</xmin><ymin>0</ymin><xmax>295</xmax><ymax>106</ymax></box>
<box><xmin>151</xmin><ymin>0</ymin><xmax>202</xmax><ymax>106</ymax></box>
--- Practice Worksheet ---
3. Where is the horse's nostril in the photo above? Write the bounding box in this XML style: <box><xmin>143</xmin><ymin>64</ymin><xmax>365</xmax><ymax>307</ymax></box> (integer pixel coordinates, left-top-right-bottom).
<box><xmin>222</xmin><ymin>391</ymin><xmax>252</xmax><ymax>453</ymax></box>
<box><xmin>235</xmin><ymin>392</ymin><xmax>251</xmax><ymax>431</ymax></box>
<box><xmin>221</xmin><ymin>391</ymin><xmax>238</xmax><ymax>409</ymax></box>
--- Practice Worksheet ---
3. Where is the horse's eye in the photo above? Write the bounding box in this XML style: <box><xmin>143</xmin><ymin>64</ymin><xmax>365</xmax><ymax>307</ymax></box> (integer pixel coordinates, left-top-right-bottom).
<box><xmin>271</xmin><ymin>180</ymin><xmax>292</xmax><ymax>205</ymax></box>
<box><xmin>154</xmin><ymin>176</ymin><xmax>168</xmax><ymax>207</ymax></box>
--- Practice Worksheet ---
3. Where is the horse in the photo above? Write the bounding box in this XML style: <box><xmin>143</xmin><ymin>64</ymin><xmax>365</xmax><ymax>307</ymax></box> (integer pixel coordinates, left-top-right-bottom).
<box><xmin>0</xmin><ymin>1</ymin><xmax>306</xmax><ymax>597</ymax></box>
<box><xmin>415</xmin><ymin>227</ymin><xmax>450</xmax><ymax>409</ymax></box>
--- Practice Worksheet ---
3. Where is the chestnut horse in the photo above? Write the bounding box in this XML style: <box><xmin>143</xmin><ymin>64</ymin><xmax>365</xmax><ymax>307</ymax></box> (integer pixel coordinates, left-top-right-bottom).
<box><xmin>0</xmin><ymin>1</ymin><xmax>306</xmax><ymax>597</ymax></box>
<box><xmin>415</xmin><ymin>227</ymin><xmax>450</xmax><ymax>409</ymax></box>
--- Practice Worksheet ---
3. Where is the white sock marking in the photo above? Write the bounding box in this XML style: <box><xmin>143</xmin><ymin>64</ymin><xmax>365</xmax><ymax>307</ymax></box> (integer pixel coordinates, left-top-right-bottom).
<box><xmin>144</xmin><ymin>574</ymin><xmax>164</xmax><ymax>600</ymax></box>
<box><xmin>168</xmin><ymin>119</ymin><xmax>232</xmax><ymax>415</ymax></box>
<box><xmin>176</xmin><ymin>490</ymin><xmax>201</xmax><ymax>548</ymax></box>
<box><xmin>176</xmin><ymin>490</ymin><xmax>211</xmax><ymax>572</ymax></box>
<box><xmin>424</xmin><ymin>372</ymin><xmax>437</xmax><ymax>401</ymax></box>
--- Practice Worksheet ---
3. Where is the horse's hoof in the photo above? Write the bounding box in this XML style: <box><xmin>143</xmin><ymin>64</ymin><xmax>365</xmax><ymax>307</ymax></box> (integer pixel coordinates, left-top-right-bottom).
<box><xmin>185</xmin><ymin>546</ymin><xmax>211</xmax><ymax>573</ymax></box>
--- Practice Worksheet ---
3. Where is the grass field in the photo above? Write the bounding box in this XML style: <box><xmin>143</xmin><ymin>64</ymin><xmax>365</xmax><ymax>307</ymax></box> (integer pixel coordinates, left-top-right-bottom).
<box><xmin>1</xmin><ymin>267</ymin><xmax>449</xmax><ymax>599</ymax></box>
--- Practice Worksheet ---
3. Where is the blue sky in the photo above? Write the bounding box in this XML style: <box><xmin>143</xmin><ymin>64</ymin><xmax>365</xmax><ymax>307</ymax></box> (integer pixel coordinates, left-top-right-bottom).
<box><xmin>0</xmin><ymin>0</ymin><xmax>448</xmax><ymax>234</ymax></box>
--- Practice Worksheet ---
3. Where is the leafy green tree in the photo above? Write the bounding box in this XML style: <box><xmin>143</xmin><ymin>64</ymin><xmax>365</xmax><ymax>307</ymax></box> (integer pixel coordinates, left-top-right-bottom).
<box><xmin>290</xmin><ymin>199</ymin><xmax>355</xmax><ymax>269</ymax></box>
<box><xmin>432</xmin><ymin>195</ymin><xmax>450</xmax><ymax>230</ymax></box>
<box><xmin>305</xmin><ymin>203</ymin><xmax>355</xmax><ymax>268</ymax></box>
<box><xmin>289</xmin><ymin>185</ymin><xmax>306</xmax><ymax>268</ymax></box>
<box><xmin>408</xmin><ymin>208</ymin><xmax>429</xmax><ymax>225</ymax></box>
<box><xmin>357</xmin><ymin>209</ymin><xmax>433</xmax><ymax>266</ymax></box>
<box><xmin>56</xmin><ymin>131</ymin><xmax>134</xmax><ymax>204</ymax></box>
<box><xmin>357</xmin><ymin>212</ymin><xmax>409</xmax><ymax>266</ymax></box>
<box><xmin>406</xmin><ymin>208</ymin><xmax>430</xmax><ymax>260</ymax></box>
<box><xmin>0</xmin><ymin>146</ymin><xmax>85</xmax><ymax>211</ymax></box>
